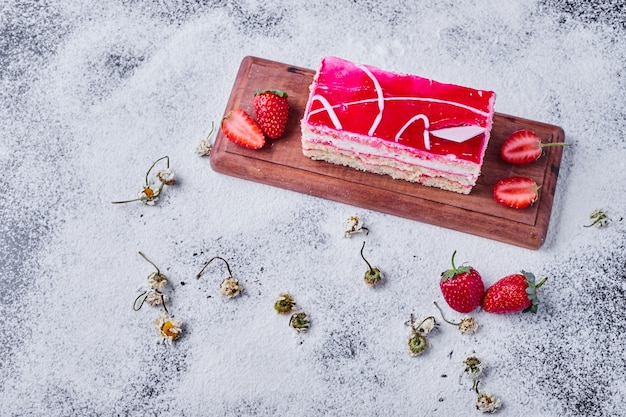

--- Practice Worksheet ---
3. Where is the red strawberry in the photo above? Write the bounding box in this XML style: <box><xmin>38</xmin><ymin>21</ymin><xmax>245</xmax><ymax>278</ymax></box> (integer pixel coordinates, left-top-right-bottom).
<box><xmin>493</xmin><ymin>176</ymin><xmax>539</xmax><ymax>209</ymax></box>
<box><xmin>254</xmin><ymin>89</ymin><xmax>289</xmax><ymax>139</ymax></box>
<box><xmin>221</xmin><ymin>109</ymin><xmax>265</xmax><ymax>149</ymax></box>
<box><xmin>439</xmin><ymin>250</ymin><xmax>485</xmax><ymax>313</ymax></box>
<box><xmin>483</xmin><ymin>271</ymin><xmax>547</xmax><ymax>314</ymax></box>
<box><xmin>500</xmin><ymin>129</ymin><xmax>568</xmax><ymax>164</ymax></box>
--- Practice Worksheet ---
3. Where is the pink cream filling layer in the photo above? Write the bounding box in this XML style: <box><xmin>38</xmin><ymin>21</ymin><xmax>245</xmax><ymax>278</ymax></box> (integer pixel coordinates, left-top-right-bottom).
<box><xmin>302</xmin><ymin>130</ymin><xmax>479</xmax><ymax>179</ymax></box>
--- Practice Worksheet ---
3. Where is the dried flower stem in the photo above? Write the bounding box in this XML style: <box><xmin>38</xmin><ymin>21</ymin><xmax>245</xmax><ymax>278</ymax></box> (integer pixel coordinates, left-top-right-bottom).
<box><xmin>434</xmin><ymin>301</ymin><xmax>460</xmax><ymax>325</ymax></box>
<box><xmin>139</xmin><ymin>251</ymin><xmax>161</xmax><ymax>275</ymax></box>
<box><xmin>112</xmin><ymin>156</ymin><xmax>170</xmax><ymax>204</ymax></box>
<box><xmin>360</xmin><ymin>241</ymin><xmax>373</xmax><ymax>272</ymax></box>
<box><xmin>133</xmin><ymin>290</ymin><xmax>168</xmax><ymax>313</ymax></box>
<box><xmin>196</xmin><ymin>256</ymin><xmax>233</xmax><ymax>278</ymax></box>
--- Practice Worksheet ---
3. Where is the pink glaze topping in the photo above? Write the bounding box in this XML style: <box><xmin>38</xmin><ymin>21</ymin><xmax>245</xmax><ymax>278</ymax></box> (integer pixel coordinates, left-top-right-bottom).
<box><xmin>303</xmin><ymin>57</ymin><xmax>496</xmax><ymax>164</ymax></box>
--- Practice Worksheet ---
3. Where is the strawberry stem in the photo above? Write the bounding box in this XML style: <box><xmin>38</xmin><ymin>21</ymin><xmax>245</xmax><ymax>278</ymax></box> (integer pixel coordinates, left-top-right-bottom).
<box><xmin>535</xmin><ymin>277</ymin><xmax>548</xmax><ymax>289</ymax></box>
<box><xmin>450</xmin><ymin>250</ymin><xmax>458</xmax><ymax>271</ymax></box>
<box><xmin>441</xmin><ymin>250</ymin><xmax>471</xmax><ymax>280</ymax></box>
<box><xmin>540</xmin><ymin>142</ymin><xmax>569</xmax><ymax>148</ymax></box>
<box><xmin>255</xmin><ymin>88</ymin><xmax>287</xmax><ymax>98</ymax></box>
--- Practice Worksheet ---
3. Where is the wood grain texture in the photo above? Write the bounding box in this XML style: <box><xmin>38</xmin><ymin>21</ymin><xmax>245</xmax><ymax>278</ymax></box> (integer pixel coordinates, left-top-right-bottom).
<box><xmin>210</xmin><ymin>56</ymin><xmax>566</xmax><ymax>249</ymax></box>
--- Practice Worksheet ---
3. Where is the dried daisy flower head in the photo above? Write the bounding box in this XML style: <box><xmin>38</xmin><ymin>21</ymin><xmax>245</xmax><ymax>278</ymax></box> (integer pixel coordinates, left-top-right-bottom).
<box><xmin>407</xmin><ymin>332</ymin><xmax>429</xmax><ymax>356</ymax></box>
<box><xmin>274</xmin><ymin>293</ymin><xmax>296</xmax><ymax>314</ymax></box>
<box><xmin>434</xmin><ymin>301</ymin><xmax>478</xmax><ymax>335</ymax></box>
<box><xmin>360</xmin><ymin>241</ymin><xmax>382</xmax><ymax>287</ymax></box>
<box><xmin>343</xmin><ymin>215</ymin><xmax>369</xmax><ymax>237</ymax></box>
<box><xmin>219</xmin><ymin>276</ymin><xmax>243</xmax><ymax>298</ymax></box>
<box><xmin>463</xmin><ymin>356</ymin><xmax>485</xmax><ymax>386</ymax></box>
<box><xmin>113</xmin><ymin>156</ymin><xmax>175</xmax><ymax>205</ymax></box>
<box><xmin>196</xmin><ymin>256</ymin><xmax>243</xmax><ymax>298</ymax></box>
<box><xmin>584</xmin><ymin>209</ymin><xmax>610</xmax><ymax>228</ymax></box>
<box><xmin>156</xmin><ymin>167</ymin><xmax>176</xmax><ymax>185</ymax></box>
<box><xmin>476</xmin><ymin>391</ymin><xmax>501</xmax><ymax>413</ymax></box>
<box><xmin>458</xmin><ymin>317</ymin><xmax>478</xmax><ymax>334</ymax></box>
<box><xmin>289</xmin><ymin>312</ymin><xmax>310</xmax><ymax>333</ymax></box>
<box><xmin>195</xmin><ymin>122</ymin><xmax>215</xmax><ymax>156</ymax></box>
<box><xmin>154</xmin><ymin>311</ymin><xmax>183</xmax><ymax>345</ymax></box>
<box><xmin>143</xmin><ymin>289</ymin><xmax>169</xmax><ymax>307</ymax></box>
<box><xmin>406</xmin><ymin>314</ymin><xmax>432</xmax><ymax>356</ymax></box>
<box><xmin>412</xmin><ymin>316</ymin><xmax>437</xmax><ymax>335</ymax></box>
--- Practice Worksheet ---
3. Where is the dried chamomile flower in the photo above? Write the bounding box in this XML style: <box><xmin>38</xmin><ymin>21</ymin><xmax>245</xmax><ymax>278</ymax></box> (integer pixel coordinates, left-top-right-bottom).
<box><xmin>584</xmin><ymin>209</ymin><xmax>610</xmax><ymax>228</ymax></box>
<box><xmin>156</xmin><ymin>167</ymin><xmax>176</xmax><ymax>185</ymax></box>
<box><xmin>113</xmin><ymin>156</ymin><xmax>174</xmax><ymax>205</ymax></box>
<box><xmin>147</xmin><ymin>271</ymin><xmax>168</xmax><ymax>289</ymax></box>
<box><xmin>197</xmin><ymin>256</ymin><xmax>243</xmax><ymax>298</ymax></box>
<box><xmin>144</xmin><ymin>289</ymin><xmax>169</xmax><ymax>306</ymax></box>
<box><xmin>343</xmin><ymin>216</ymin><xmax>369</xmax><ymax>237</ymax></box>
<box><xmin>219</xmin><ymin>277</ymin><xmax>243</xmax><ymax>298</ymax></box>
<box><xmin>139</xmin><ymin>187</ymin><xmax>159</xmax><ymax>205</ymax></box>
<box><xmin>434</xmin><ymin>301</ymin><xmax>478</xmax><ymax>335</ymax></box>
<box><xmin>476</xmin><ymin>391</ymin><xmax>501</xmax><ymax>413</ymax></box>
<box><xmin>360</xmin><ymin>241</ymin><xmax>382</xmax><ymax>287</ymax></box>
<box><xmin>154</xmin><ymin>311</ymin><xmax>183</xmax><ymax>345</ymax></box>
<box><xmin>274</xmin><ymin>293</ymin><xmax>296</xmax><ymax>314</ymax></box>
<box><xmin>408</xmin><ymin>332</ymin><xmax>429</xmax><ymax>356</ymax></box>
<box><xmin>290</xmin><ymin>312</ymin><xmax>310</xmax><ymax>333</ymax></box>
<box><xmin>458</xmin><ymin>317</ymin><xmax>478</xmax><ymax>334</ymax></box>
<box><xmin>406</xmin><ymin>314</ymin><xmax>431</xmax><ymax>356</ymax></box>
<box><xmin>133</xmin><ymin>252</ymin><xmax>171</xmax><ymax>311</ymax></box>
<box><xmin>413</xmin><ymin>316</ymin><xmax>437</xmax><ymax>335</ymax></box>
<box><xmin>196</xmin><ymin>123</ymin><xmax>215</xmax><ymax>156</ymax></box>
<box><xmin>139</xmin><ymin>252</ymin><xmax>169</xmax><ymax>288</ymax></box>
<box><xmin>463</xmin><ymin>356</ymin><xmax>484</xmax><ymax>382</ymax></box>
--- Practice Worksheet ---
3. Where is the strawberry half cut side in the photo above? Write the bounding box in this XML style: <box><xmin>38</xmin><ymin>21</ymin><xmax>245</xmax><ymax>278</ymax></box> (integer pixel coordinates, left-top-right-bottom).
<box><xmin>221</xmin><ymin>109</ymin><xmax>265</xmax><ymax>150</ymax></box>
<box><xmin>493</xmin><ymin>176</ymin><xmax>539</xmax><ymax>209</ymax></box>
<box><xmin>500</xmin><ymin>129</ymin><xmax>569</xmax><ymax>165</ymax></box>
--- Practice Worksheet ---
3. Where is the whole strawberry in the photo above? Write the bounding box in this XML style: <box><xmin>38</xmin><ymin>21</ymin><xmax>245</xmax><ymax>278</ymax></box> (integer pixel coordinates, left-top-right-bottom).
<box><xmin>439</xmin><ymin>251</ymin><xmax>484</xmax><ymax>314</ymax></box>
<box><xmin>254</xmin><ymin>89</ymin><xmax>289</xmax><ymax>139</ymax></box>
<box><xmin>482</xmin><ymin>271</ymin><xmax>547</xmax><ymax>314</ymax></box>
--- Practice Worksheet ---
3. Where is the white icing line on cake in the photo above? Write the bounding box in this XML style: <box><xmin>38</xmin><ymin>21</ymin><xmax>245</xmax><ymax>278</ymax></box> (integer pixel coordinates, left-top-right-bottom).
<box><xmin>395</xmin><ymin>114</ymin><xmax>431</xmax><ymax>150</ymax></box>
<box><xmin>430</xmin><ymin>125</ymin><xmax>486</xmax><ymax>142</ymax></box>
<box><xmin>309</xmin><ymin>94</ymin><xmax>343</xmax><ymax>129</ymax></box>
<box><xmin>357</xmin><ymin>64</ymin><xmax>385</xmax><ymax>136</ymax></box>
<box><xmin>308</xmin><ymin>96</ymin><xmax>491</xmax><ymax>118</ymax></box>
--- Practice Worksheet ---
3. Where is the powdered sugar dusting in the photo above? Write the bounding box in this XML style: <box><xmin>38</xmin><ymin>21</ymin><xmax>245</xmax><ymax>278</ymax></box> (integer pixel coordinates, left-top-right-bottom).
<box><xmin>1</xmin><ymin>1</ymin><xmax>625</xmax><ymax>415</ymax></box>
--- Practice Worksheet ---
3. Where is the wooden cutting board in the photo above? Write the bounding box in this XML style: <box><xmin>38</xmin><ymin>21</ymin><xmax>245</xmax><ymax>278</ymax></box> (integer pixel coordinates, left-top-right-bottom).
<box><xmin>210</xmin><ymin>56</ymin><xmax>566</xmax><ymax>249</ymax></box>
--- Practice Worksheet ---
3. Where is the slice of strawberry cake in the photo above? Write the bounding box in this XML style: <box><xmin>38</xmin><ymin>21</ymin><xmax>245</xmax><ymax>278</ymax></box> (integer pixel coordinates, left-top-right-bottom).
<box><xmin>300</xmin><ymin>56</ymin><xmax>496</xmax><ymax>194</ymax></box>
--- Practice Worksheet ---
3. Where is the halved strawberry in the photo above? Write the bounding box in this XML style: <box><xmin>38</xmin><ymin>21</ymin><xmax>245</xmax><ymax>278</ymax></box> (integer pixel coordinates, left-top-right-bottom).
<box><xmin>221</xmin><ymin>109</ymin><xmax>265</xmax><ymax>149</ymax></box>
<box><xmin>500</xmin><ymin>129</ymin><xmax>568</xmax><ymax>164</ymax></box>
<box><xmin>493</xmin><ymin>176</ymin><xmax>539</xmax><ymax>209</ymax></box>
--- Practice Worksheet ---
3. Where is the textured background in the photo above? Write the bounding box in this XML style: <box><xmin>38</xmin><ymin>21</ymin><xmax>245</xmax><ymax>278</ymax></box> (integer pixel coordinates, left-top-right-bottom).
<box><xmin>1</xmin><ymin>1</ymin><xmax>625</xmax><ymax>416</ymax></box>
